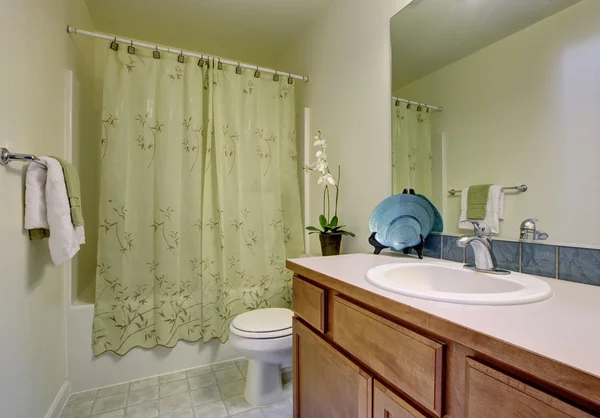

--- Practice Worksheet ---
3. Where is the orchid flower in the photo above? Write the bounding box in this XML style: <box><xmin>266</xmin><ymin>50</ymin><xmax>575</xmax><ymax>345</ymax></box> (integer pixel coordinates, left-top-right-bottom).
<box><xmin>303</xmin><ymin>131</ymin><xmax>355</xmax><ymax>239</ymax></box>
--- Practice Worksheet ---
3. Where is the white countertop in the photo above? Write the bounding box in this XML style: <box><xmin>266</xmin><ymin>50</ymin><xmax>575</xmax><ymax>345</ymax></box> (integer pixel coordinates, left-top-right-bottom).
<box><xmin>288</xmin><ymin>253</ymin><xmax>600</xmax><ymax>379</ymax></box>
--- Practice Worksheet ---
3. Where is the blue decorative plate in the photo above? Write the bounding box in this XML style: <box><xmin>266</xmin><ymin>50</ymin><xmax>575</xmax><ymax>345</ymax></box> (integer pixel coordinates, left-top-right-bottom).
<box><xmin>369</xmin><ymin>194</ymin><xmax>436</xmax><ymax>251</ymax></box>
<box><xmin>376</xmin><ymin>216</ymin><xmax>422</xmax><ymax>250</ymax></box>
<box><xmin>417</xmin><ymin>194</ymin><xmax>443</xmax><ymax>233</ymax></box>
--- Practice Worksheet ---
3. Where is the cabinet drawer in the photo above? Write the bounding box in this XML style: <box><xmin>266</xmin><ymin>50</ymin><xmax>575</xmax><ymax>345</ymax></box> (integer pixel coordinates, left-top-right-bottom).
<box><xmin>293</xmin><ymin>276</ymin><xmax>326</xmax><ymax>333</ymax></box>
<box><xmin>332</xmin><ymin>296</ymin><xmax>444</xmax><ymax>416</ymax></box>
<box><xmin>466</xmin><ymin>358</ymin><xmax>594</xmax><ymax>418</ymax></box>
<box><xmin>374</xmin><ymin>380</ymin><xmax>427</xmax><ymax>418</ymax></box>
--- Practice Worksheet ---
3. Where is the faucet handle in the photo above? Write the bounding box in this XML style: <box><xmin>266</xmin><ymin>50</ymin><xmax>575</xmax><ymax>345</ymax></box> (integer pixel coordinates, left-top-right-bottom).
<box><xmin>467</xmin><ymin>221</ymin><xmax>491</xmax><ymax>239</ymax></box>
<box><xmin>520</xmin><ymin>218</ymin><xmax>538</xmax><ymax>231</ymax></box>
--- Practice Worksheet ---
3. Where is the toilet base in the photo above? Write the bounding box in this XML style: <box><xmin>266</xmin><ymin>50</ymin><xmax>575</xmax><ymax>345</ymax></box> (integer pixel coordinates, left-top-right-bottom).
<box><xmin>244</xmin><ymin>359</ymin><xmax>284</xmax><ymax>406</ymax></box>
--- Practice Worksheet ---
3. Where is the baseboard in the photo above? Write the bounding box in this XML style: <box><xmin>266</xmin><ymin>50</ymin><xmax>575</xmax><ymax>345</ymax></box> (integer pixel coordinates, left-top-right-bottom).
<box><xmin>45</xmin><ymin>381</ymin><xmax>71</xmax><ymax>418</ymax></box>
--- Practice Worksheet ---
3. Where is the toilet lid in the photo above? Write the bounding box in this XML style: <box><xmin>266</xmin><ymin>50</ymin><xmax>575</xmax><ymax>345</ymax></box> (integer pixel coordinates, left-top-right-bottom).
<box><xmin>230</xmin><ymin>308</ymin><xmax>293</xmax><ymax>338</ymax></box>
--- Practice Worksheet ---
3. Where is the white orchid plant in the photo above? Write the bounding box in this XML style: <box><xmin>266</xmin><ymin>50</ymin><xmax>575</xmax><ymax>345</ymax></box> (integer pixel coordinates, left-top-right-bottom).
<box><xmin>304</xmin><ymin>131</ymin><xmax>355</xmax><ymax>237</ymax></box>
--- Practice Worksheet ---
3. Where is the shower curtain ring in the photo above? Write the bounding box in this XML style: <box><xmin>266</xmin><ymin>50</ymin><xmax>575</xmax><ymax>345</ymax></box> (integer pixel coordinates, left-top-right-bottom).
<box><xmin>178</xmin><ymin>50</ymin><xmax>185</xmax><ymax>63</ymax></box>
<box><xmin>110</xmin><ymin>37</ymin><xmax>119</xmax><ymax>51</ymax></box>
<box><xmin>287</xmin><ymin>73</ymin><xmax>294</xmax><ymax>85</ymax></box>
<box><xmin>273</xmin><ymin>70</ymin><xmax>279</xmax><ymax>82</ymax></box>
<box><xmin>236</xmin><ymin>62</ymin><xmax>242</xmax><ymax>74</ymax></box>
<box><xmin>198</xmin><ymin>54</ymin><xmax>204</xmax><ymax>67</ymax></box>
<box><xmin>406</xmin><ymin>101</ymin><xmax>412</xmax><ymax>109</ymax></box>
<box><xmin>217</xmin><ymin>58</ymin><xmax>223</xmax><ymax>70</ymax></box>
<box><xmin>153</xmin><ymin>46</ymin><xmax>160</xmax><ymax>59</ymax></box>
<box><xmin>127</xmin><ymin>40</ymin><xmax>135</xmax><ymax>55</ymax></box>
<box><xmin>254</xmin><ymin>66</ymin><xmax>261</xmax><ymax>78</ymax></box>
<box><xmin>417</xmin><ymin>102</ymin><xmax>423</xmax><ymax>112</ymax></box>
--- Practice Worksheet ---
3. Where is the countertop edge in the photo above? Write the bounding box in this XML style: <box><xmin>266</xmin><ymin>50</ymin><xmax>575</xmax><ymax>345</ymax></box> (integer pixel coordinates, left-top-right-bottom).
<box><xmin>286</xmin><ymin>258</ymin><xmax>600</xmax><ymax>388</ymax></box>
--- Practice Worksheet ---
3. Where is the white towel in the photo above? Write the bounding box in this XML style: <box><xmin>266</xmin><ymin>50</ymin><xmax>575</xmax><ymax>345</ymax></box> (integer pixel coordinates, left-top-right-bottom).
<box><xmin>459</xmin><ymin>185</ymin><xmax>505</xmax><ymax>234</ymax></box>
<box><xmin>25</xmin><ymin>162</ymin><xmax>49</xmax><ymax>230</ymax></box>
<box><xmin>25</xmin><ymin>157</ymin><xmax>82</xmax><ymax>265</ymax></box>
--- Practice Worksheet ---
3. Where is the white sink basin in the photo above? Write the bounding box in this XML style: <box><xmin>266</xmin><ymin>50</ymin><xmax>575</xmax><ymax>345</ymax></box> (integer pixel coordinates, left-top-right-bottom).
<box><xmin>365</xmin><ymin>263</ymin><xmax>553</xmax><ymax>305</ymax></box>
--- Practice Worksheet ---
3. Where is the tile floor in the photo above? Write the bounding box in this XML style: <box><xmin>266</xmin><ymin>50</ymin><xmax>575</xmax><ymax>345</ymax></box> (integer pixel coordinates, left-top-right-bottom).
<box><xmin>60</xmin><ymin>358</ymin><xmax>293</xmax><ymax>418</ymax></box>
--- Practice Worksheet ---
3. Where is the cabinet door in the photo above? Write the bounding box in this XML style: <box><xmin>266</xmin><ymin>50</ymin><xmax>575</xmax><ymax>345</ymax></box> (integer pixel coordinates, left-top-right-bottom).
<box><xmin>293</xmin><ymin>317</ymin><xmax>372</xmax><ymax>418</ymax></box>
<box><xmin>466</xmin><ymin>358</ymin><xmax>594</xmax><ymax>418</ymax></box>
<box><xmin>374</xmin><ymin>380</ymin><xmax>428</xmax><ymax>418</ymax></box>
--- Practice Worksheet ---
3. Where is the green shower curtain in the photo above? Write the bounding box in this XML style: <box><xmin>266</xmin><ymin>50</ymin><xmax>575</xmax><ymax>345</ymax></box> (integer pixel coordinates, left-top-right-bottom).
<box><xmin>93</xmin><ymin>47</ymin><xmax>304</xmax><ymax>356</ymax></box>
<box><xmin>392</xmin><ymin>105</ymin><xmax>433</xmax><ymax>197</ymax></box>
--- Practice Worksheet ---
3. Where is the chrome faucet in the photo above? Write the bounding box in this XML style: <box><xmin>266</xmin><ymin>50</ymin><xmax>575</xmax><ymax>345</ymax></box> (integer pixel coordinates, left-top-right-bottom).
<box><xmin>519</xmin><ymin>218</ymin><xmax>549</xmax><ymax>241</ymax></box>
<box><xmin>457</xmin><ymin>221</ymin><xmax>510</xmax><ymax>275</ymax></box>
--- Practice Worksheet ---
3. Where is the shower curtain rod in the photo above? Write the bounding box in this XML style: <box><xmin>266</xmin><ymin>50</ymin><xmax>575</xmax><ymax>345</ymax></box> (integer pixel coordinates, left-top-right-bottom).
<box><xmin>392</xmin><ymin>96</ymin><xmax>442</xmax><ymax>112</ymax></box>
<box><xmin>66</xmin><ymin>26</ymin><xmax>309</xmax><ymax>82</ymax></box>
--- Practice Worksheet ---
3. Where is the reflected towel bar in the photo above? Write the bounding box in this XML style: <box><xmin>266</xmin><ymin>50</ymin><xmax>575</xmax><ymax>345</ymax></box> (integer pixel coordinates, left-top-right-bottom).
<box><xmin>0</xmin><ymin>147</ymin><xmax>47</xmax><ymax>168</ymax></box>
<box><xmin>448</xmin><ymin>184</ymin><xmax>527</xmax><ymax>196</ymax></box>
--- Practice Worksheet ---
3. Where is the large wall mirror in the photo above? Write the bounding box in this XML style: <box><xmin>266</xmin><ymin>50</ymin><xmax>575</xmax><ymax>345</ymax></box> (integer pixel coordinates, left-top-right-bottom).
<box><xmin>390</xmin><ymin>0</ymin><xmax>600</xmax><ymax>247</ymax></box>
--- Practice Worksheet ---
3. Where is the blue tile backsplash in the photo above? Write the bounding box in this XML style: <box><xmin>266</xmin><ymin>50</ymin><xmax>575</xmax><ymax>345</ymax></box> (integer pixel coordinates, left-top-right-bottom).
<box><xmin>441</xmin><ymin>236</ymin><xmax>464</xmax><ymax>263</ymax></box>
<box><xmin>422</xmin><ymin>233</ymin><xmax>600</xmax><ymax>286</ymax></box>
<box><xmin>558</xmin><ymin>247</ymin><xmax>600</xmax><ymax>286</ymax></box>
<box><xmin>423</xmin><ymin>234</ymin><xmax>442</xmax><ymax>259</ymax></box>
<box><xmin>521</xmin><ymin>243</ymin><xmax>556</xmax><ymax>278</ymax></box>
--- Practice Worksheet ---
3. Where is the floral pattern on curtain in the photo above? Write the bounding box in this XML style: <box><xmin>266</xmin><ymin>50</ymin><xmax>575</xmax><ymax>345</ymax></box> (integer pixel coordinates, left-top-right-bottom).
<box><xmin>93</xmin><ymin>47</ymin><xmax>304</xmax><ymax>356</ymax></box>
<box><xmin>392</xmin><ymin>105</ymin><xmax>433</xmax><ymax>197</ymax></box>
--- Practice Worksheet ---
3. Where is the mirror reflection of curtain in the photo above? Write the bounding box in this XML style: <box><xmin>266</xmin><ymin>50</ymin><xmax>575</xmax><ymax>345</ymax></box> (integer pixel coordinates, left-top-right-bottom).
<box><xmin>392</xmin><ymin>105</ymin><xmax>433</xmax><ymax>197</ymax></box>
<box><xmin>92</xmin><ymin>47</ymin><xmax>304</xmax><ymax>356</ymax></box>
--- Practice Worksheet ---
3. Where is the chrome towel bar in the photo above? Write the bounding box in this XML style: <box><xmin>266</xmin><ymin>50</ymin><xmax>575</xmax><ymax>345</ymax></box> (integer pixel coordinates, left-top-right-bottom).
<box><xmin>0</xmin><ymin>147</ymin><xmax>47</xmax><ymax>168</ymax></box>
<box><xmin>448</xmin><ymin>184</ymin><xmax>527</xmax><ymax>196</ymax></box>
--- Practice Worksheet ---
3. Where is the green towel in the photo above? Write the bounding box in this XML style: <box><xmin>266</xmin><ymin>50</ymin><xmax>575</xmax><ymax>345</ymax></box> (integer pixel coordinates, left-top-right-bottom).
<box><xmin>52</xmin><ymin>156</ymin><xmax>84</xmax><ymax>227</ymax></box>
<box><xmin>29</xmin><ymin>157</ymin><xmax>83</xmax><ymax>240</ymax></box>
<box><xmin>466</xmin><ymin>184</ymin><xmax>491</xmax><ymax>220</ymax></box>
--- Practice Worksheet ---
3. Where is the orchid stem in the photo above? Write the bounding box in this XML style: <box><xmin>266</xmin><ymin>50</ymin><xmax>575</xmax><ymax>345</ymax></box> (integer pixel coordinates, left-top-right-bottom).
<box><xmin>335</xmin><ymin>166</ymin><xmax>340</xmax><ymax>218</ymax></box>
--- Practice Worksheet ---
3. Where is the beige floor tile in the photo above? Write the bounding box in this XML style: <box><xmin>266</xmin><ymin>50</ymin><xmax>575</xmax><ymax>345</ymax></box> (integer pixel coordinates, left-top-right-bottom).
<box><xmin>130</xmin><ymin>376</ymin><xmax>159</xmax><ymax>391</ymax></box>
<box><xmin>193</xmin><ymin>400</ymin><xmax>228</xmax><ymax>418</ymax></box>
<box><xmin>92</xmin><ymin>409</ymin><xmax>125</xmax><ymax>418</ymax></box>
<box><xmin>238</xmin><ymin>363</ymin><xmax>248</xmax><ymax>377</ymax></box>
<box><xmin>215</xmin><ymin>368</ymin><xmax>243</xmax><ymax>383</ymax></box>
<box><xmin>159</xmin><ymin>392</ymin><xmax>192</xmax><ymax>415</ymax></box>
<box><xmin>98</xmin><ymin>383</ymin><xmax>130</xmax><ymax>398</ymax></box>
<box><xmin>235</xmin><ymin>358</ymin><xmax>248</xmax><ymax>368</ymax></box>
<box><xmin>68</xmin><ymin>389</ymin><xmax>98</xmax><ymax>405</ymax></box>
<box><xmin>186</xmin><ymin>365</ymin><xmax>212</xmax><ymax>378</ymax></box>
<box><xmin>218</xmin><ymin>378</ymin><xmax>246</xmax><ymax>399</ymax></box>
<box><xmin>92</xmin><ymin>393</ymin><xmax>128</xmax><ymax>415</ymax></box>
<box><xmin>261</xmin><ymin>398</ymin><xmax>293</xmax><ymax>418</ymax></box>
<box><xmin>127</xmin><ymin>385</ymin><xmax>159</xmax><ymax>406</ymax></box>
<box><xmin>125</xmin><ymin>400</ymin><xmax>159</xmax><ymax>418</ymax></box>
<box><xmin>159</xmin><ymin>371</ymin><xmax>187</xmax><ymax>384</ymax></box>
<box><xmin>60</xmin><ymin>400</ymin><xmax>94</xmax><ymax>418</ymax></box>
<box><xmin>231</xmin><ymin>409</ymin><xmax>264</xmax><ymax>418</ymax></box>
<box><xmin>187</xmin><ymin>373</ymin><xmax>217</xmax><ymax>390</ymax></box>
<box><xmin>159</xmin><ymin>380</ymin><xmax>189</xmax><ymax>398</ymax></box>
<box><xmin>223</xmin><ymin>394</ymin><xmax>255</xmax><ymax>416</ymax></box>
<box><xmin>159</xmin><ymin>409</ymin><xmax>194</xmax><ymax>418</ymax></box>
<box><xmin>190</xmin><ymin>385</ymin><xmax>222</xmax><ymax>406</ymax></box>
<box><xmin>211</xmin><ymin>360</ymin><xmax>238</xmax><ymax>372</ymax></box>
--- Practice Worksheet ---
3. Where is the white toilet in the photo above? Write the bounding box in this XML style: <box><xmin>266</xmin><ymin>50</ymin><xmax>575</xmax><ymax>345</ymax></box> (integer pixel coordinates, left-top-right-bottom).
<box><xmin>229</xmin><ymin>307</ymin><xmax>293</xmax><ymax>406</ymax></box>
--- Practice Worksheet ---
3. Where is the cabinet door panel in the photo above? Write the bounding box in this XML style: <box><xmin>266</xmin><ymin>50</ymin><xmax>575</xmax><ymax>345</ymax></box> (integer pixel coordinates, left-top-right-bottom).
<box><xmin>466</xmin><ymin>358</ymin><xmax>594</xmax><ymax>418</ymax></box>
<box><xmin>293</xmin><ymin>317</ymin><xmax>372</xmax><ymax>418</ymax></box>
<box><xmin>374</xmin><ymin>380</ymin><xmax>428</xmax><ymax>418</ymax></box>
<box><xmin>332</xmin><ymin>296</ymin><xmax>444</xmax><ymax>416</ymax></box>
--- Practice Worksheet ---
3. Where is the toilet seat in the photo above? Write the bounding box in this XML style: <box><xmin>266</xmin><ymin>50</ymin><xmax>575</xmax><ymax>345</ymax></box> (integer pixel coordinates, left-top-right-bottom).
<box><xmin>230</xmin><ymin>308</ymin><xmax>293</xmax><ymax>339</ymax></box>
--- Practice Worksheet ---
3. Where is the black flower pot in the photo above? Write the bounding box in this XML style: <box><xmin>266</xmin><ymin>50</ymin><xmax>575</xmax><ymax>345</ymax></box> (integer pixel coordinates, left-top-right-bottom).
<box><xmin>319</xmin><ymin>233</ymin><xmax>342</xmax><ymax>256</ymax></box>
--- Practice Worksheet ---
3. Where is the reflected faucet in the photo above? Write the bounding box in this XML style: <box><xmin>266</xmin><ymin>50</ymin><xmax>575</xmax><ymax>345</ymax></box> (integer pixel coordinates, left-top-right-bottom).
<box><xmin>457</xmin><ymin>221</ymin><xmax>510</xmax><ymax>275</ymax></box>
<box><xmin>519</xmin><ymin>218</ymin><xmax>549</xmax><ymax>241</ymax></box>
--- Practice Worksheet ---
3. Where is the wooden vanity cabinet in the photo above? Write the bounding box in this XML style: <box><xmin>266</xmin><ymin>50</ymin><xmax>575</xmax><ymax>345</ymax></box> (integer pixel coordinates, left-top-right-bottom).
<box><xmin>374</xmin><ymin>380</ymin><xmax>428</xmax><ymax>418</ymax></box>
<box><xmin>290</xmin><ymin>273</ymin><xmax>600</xmax><ymax>418</ymax></box>
<box><xmin>293</xmin><ymin>317</ymin><xmax>372</xmax><ymax>418</ymax></box>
